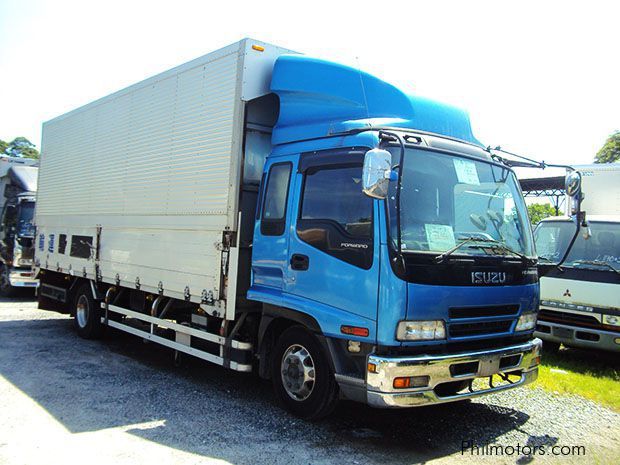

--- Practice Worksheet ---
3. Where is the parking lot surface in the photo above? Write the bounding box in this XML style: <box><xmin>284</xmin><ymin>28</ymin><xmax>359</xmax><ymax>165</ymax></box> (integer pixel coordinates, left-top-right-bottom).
<box><xmin>1</xmin><ymin>297</ymin><xmax>619</xmax><ymax>465</ymax></box>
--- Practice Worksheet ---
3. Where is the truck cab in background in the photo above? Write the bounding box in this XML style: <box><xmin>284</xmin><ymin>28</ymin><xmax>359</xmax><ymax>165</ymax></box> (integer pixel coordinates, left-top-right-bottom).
<box><xmin>0</xmin><ymin>164</ymin><xmax>39</xmax><ymax>295</ymax></box>
<box><xmin>534</xmin><ymin>164</ymin><xmax>620</xmax><ymax>352</ymax></box>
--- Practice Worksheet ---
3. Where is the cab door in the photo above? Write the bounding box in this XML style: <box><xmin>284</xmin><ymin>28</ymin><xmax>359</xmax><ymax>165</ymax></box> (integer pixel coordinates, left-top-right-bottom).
<box><xmin>285</xmin><ymin>150</ymin><xmax>380</xmax><ymax>331</ymax></box>
<box><xmin>250</xmin><ymin>160</ymin><xmax>294</xmax><ymax>302</ymax></box>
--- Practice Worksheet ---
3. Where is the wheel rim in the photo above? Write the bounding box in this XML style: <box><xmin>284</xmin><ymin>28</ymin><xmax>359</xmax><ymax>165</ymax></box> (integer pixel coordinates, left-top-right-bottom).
<box><xmin>76</xmin><ymin>295</ymin><xmax>89</xmax><ymax>328</ymax></box>
<box><xmin>281</xmin><ymin>344</ymin><xmax>316</xmax><ymax>401</ymax></box>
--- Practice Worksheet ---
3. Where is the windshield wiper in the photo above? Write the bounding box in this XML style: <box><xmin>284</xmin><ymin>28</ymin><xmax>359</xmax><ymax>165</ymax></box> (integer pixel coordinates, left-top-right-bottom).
<box><xmin>434</xmin><ymin>236</ymin><xmax>480</xmax><ymax>263</ymax></box>
<box><xmin>570</xmin><ymin>260</ymin><xmax>620</xmax><ymax>275</ymax></box>
<box><xmin>469</xmin><ymin>237</ymin><xmax>533</xmax><ymax>263</ymax></box>
<box><xmin>434</xmin><ymin>236</ymin><xmax>532</xmax><ymax>264</ymax></box>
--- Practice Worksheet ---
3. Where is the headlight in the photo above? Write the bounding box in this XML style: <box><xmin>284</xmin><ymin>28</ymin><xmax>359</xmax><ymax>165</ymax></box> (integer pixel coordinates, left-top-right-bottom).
<box><xmin>603</xmin><ymin>314</ymin><xmax>620</xmax><ymax>327</ymax></box>
<box><xmin>396</xmin><ymin>320</ymin><xmax>445</xmax><ymax>341</ymax></box>
<box><xmin>515</xmin><ymin>312</ymin><xmax>537</xmax><ymax>331</ymax></box>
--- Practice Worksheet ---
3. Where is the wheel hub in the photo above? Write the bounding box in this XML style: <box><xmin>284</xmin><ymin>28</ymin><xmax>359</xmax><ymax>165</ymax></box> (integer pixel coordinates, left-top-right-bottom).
<box><xmin>281</xmin><ymin>344</ymin><xmax>316</xmax><ymax>401</ymax></box>
<box><xmin>76</xmin><ymin>295</ymin><xmax>89</xmax><ymax>328</ymax></box>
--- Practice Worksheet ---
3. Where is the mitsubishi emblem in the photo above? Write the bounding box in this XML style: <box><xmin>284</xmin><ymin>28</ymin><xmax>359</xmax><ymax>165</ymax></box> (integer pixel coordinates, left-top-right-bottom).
<box><xmin>563</xmin><ymin>289</ymin><xmax>571</xmax><ymax>297</ymax></box>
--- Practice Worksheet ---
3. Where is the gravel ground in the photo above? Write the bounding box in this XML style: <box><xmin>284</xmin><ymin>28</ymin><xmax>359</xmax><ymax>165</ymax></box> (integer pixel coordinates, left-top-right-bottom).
<box><xmin>0</xmin><ymin>296</ymin><xmax>618</xmax><ymax>465</ymax></box>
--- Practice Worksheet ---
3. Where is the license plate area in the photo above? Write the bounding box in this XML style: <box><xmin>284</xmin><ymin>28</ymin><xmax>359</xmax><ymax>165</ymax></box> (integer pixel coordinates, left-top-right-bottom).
<box><xmin>478</xmin><ymin>355</ymin><xmax>501</xmax><ymax>377</ymax></box>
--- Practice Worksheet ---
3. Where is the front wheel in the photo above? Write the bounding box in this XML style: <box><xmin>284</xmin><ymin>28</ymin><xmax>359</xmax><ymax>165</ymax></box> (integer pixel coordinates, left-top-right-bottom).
<box><xmin>271</xmin><ymin>326</ymin><xmax>339</xmax><ymax>420</ymax></box>
<box><xmin>72</xmin><ymin>282</ymin><xmax>104</xmax><ymax>339</ymax></box>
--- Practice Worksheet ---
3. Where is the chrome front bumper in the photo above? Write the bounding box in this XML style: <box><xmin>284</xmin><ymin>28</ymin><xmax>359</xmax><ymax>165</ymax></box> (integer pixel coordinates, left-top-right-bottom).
<box><xmin>365</xmin><ymin>338</ymin><xmax>542</xmax><ymax>408</ymax></box>
<box><xmin>536</xmin><ymin>321</ymin><xmax>620</xmax><ymax>353</ymax></box>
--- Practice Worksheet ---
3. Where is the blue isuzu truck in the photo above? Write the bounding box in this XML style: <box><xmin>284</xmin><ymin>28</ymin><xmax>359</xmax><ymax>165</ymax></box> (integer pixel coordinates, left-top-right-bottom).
<box><xmin>35</xmin><ymin>39</ymin><xmax>541</xmax><ymax>418</ymax></box>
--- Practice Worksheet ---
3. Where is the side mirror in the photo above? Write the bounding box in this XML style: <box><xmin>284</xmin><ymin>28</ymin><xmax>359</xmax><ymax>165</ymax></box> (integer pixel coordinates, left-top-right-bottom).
<box><xmin>565</xmin><ymin>170</ymin><xmax>581</xmax><ymax>197</ymax></box>
<box><xmin>565</xmin><ymin>170</ymin><xmax>583</xmax><ymax>217</ymax></box>
<box><xmin>362</xmin><ymin>149</ymin><xmax>393</xmax><ymax>199</ymax></box>
<box><xmin>546</xmin><ymin>169</ymin><xmax>587</xmax><ymax>271</ymax></box>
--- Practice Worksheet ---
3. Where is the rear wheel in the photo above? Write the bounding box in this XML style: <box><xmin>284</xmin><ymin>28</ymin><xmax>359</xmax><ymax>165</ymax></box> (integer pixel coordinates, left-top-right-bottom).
<box><xmin>271</xmin><ymin>326</ymin><xmax>339</xmax><ymax>419</ymax></box>
<box><xmin>72</xmin><ymin>282</ymin><xmax>104</xmax><ymax>339</ymax></box>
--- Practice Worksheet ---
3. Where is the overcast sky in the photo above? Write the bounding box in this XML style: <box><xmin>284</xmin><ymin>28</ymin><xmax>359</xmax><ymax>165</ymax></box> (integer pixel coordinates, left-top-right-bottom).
<box><xmin>0</xmin><ymin>0</ymin><xmax>618</xmax><ymax>170</ymax></box>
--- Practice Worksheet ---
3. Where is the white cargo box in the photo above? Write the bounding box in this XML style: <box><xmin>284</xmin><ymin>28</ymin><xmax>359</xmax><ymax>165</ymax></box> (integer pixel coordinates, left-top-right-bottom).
<box><xmin>36</xmin><ymin>39</ymin><xmax>293</xmax><ymax>317</ymax></box>
<box><xmin>574</xmin><ymin>164</ymin><xmax>620</xmax><ymax>216</ymax></box>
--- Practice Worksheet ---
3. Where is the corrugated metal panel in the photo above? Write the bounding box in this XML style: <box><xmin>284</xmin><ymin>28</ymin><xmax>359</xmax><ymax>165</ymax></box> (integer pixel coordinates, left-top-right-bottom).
<box><xmin>35</xmin><ymin>39</ymin><xmax>296</xmax><ymax>314</ymax></box>
<box><xmin>38</xmin><ymin>50</ymin><xmax>239</xmax><ymax>219</ymax></box>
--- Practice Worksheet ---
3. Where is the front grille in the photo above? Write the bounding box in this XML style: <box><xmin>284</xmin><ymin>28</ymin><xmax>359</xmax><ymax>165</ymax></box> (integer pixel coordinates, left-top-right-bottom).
<box><xmin>21</xmin><ymin>248</ymin><xmax>34</xmax><ymax>260</ymax></box>
<box><xmin>448</xmin><ymin>305</ymin><xmax>518</xmax><ymax>338</ymax></box>
<box><xmin>539</xmin><ymin>309</ymin><xmax>600</xmax><ymax>330</ymax></box>
<box><xmin>450</xmin><ymin>305</ymin><xmax>519</xmax><ymax>319</ymax></box>
<box><xmin>449</xmin><ymin>320</ymin><xmax>513</xmax><ymax>338</ymax></box>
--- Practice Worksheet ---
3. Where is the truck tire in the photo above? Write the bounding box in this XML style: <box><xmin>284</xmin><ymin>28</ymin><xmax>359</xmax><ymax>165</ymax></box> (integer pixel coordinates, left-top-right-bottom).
<box><xmin>271</xmin><ymin>326</ymin><xmax>339</xmax><ymax>419</ymax></box>
<box><xmin>0</xmin><ymin>264</ymin><xmax>15</xmax><ymax>297</ymax></box>
<box><xmin>72</xmin><ymin>282</ymin><xmax>104</xmax><ymax>339</ymax></box>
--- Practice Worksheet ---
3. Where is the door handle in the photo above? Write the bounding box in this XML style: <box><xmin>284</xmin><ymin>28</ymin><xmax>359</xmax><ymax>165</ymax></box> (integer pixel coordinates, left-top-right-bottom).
<box><xmin>290</xmin><ymin>254</ymin><xmax>309</xmax><ymax>271</ymax></box>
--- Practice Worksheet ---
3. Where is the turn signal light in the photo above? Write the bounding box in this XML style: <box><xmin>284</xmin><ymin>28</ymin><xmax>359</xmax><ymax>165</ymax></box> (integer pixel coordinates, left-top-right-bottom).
<box><xmin>393</xmin><ymin>376</ymin><xmax>430</xmax><ymax>389</ymax></box>
<box><xmin>340</xmin><ymin>325</ymin><xmax>369</xmax><ymax>337</ymax></box>
<box><xmin>252</xmin><ymin>44</ymin><xmax>265</xmax><ymax>52</ymax></box>
<box><xmin>367</xmin><ymin>362</ymin><xmax>377</xmax><ymax>373</ymax></box>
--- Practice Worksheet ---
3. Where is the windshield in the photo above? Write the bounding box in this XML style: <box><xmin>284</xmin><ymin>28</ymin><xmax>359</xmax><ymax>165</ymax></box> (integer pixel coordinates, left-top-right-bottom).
<box><xmin>17</xmin><ymin>201</ymin><xmax>35</xmax><ymax>237</ymax></box>
<box><xmin>18</xmin><ymin>201</ymin><xmax>35</xmax><ymax>223</ymax></box>
<box><xmin>388</xmin><ymin>148</ymin><xmax>534</xmax><ymax>258</ymax></box>
<box><xmin>535</xmin><ymin>220</ymin><xmax>620</xmax><ymax>269</ymax></box>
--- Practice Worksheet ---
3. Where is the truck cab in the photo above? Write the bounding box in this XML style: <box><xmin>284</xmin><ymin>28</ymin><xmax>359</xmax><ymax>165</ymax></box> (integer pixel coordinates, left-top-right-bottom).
<box><xmin>535</xmin><ymin>216</ymin><xmax>620</xmax><ymax>351</ymax></box>
<box><xmin>532</xmin><ymin>164</ymin><xmax>620</xmax><ymax>353</ymax></box>
<box><xmin>0</xmin><ymin>166</ymin><xmax>38</xmax><ymax>295</ymax></box>
<box><xmin>247</xmin><ymin>55</ymin><xmax>541</xmax><ymax>415</ymax></box>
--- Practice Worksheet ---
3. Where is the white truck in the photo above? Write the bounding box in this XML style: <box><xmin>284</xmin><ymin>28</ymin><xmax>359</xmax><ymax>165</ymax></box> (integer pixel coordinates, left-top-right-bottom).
<box><xmin>534</xmin><ymin>164</ymin><xmax>620</xmax><ymax>352</ymax></box>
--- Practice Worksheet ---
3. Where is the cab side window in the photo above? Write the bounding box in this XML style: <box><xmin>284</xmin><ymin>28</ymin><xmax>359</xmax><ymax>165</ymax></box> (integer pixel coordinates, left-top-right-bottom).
<box><xmin>260</xmin><ymin>163</ymin><xmax>292</xmax><ymax>236</ymax></box>
<box><xmin>297</xmin><ymin>166</ymin><xmax>373</xmax><ymax>268</ymax></box>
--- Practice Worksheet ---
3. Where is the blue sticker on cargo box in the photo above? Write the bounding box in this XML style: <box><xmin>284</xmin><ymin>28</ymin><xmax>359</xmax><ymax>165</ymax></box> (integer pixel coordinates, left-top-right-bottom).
<box><xmin>453</xmin><ymin>159</ymin><xmax>480</xmax><ymax>185</ymax></box>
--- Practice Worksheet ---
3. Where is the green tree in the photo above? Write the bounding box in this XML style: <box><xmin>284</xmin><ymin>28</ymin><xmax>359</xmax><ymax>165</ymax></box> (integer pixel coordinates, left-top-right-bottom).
<box><xmin>2</xmin><ymin>136</ymin><xmax>40</xmax><ymax>159</ymax></box>
<box><xmin>527</xmin><ymin>203</ymin><xmax>557</xmax><ymax>225</ymax></box>
<box><xmin>594</xmin><ymin>131</ymin><xmax>620</xmax><ymax>163</ymax></box>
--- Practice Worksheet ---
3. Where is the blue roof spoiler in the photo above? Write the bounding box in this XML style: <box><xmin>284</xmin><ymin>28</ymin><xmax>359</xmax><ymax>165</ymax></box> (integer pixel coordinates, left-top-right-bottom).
<box><xmin>270</xmin><ymin>55</ymin><xmax>482</xmax><ymax>147</ymax></box>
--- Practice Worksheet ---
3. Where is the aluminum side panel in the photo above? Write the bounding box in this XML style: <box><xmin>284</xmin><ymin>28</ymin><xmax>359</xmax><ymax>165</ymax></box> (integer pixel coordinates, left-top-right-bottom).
<box><xmin>38</xmin><ymin>50</ymin><xmax>240</xmax><ymax>225</ymax></box>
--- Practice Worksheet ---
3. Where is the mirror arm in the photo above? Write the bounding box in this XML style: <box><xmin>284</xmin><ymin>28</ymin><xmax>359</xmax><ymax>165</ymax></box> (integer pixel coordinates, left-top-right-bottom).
<box><xmin>488</xmin><ymin>146</ymin><xmax>576</xmax><ymax>172</ymax></box>
<box><xmin>379</xmin><ymin>130</ymin><xmax>406</xmax><ymax>270</ymax></box>
<box><xmin>554</xmin><ymin>210</ymin><xmax>586</xmax><ymax>271</ymax></box>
